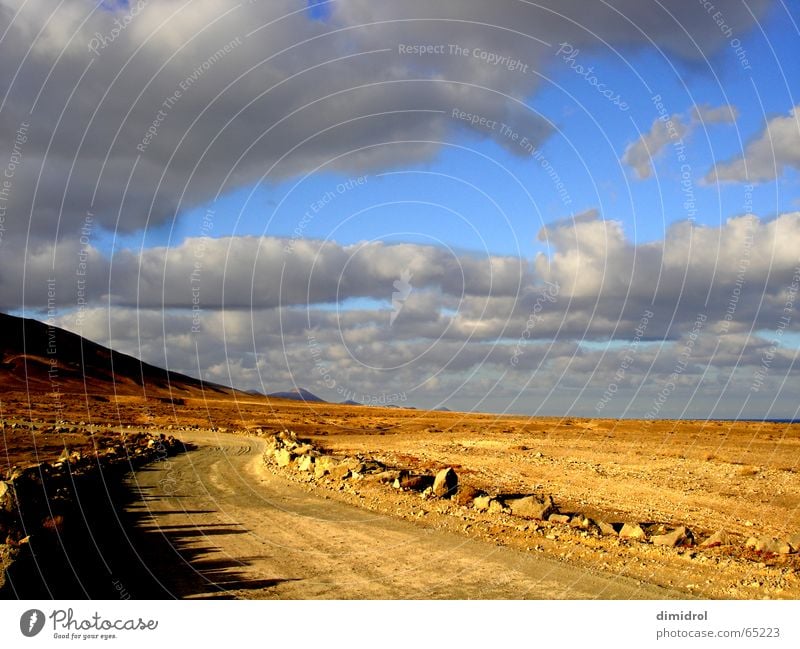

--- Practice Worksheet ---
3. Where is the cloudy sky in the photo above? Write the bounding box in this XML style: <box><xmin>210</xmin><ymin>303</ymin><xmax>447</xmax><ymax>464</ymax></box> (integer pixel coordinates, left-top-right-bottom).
<box><xmin>1</xmin><ymin>0</ymin><xmax>799</xmax><ymax>418</ymax></box>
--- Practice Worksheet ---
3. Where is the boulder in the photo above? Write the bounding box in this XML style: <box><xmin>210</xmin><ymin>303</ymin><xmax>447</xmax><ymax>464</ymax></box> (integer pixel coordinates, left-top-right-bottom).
<box><xmin>548</xmin><ymin>514</ymin><xmax>571</xmax><ymax>524</ymax></box>
<box><xmin>432</xmin><ymin>468</ymin><xmax>458</xmax><ymax>498</ymax></box>
<box><xmin>651</xmin><ymin>526</ymin><xmax>693</xmax><ymax>548</ymax></box>
<box><xmin>619</xmin><ymin>523</ymin><xmax>647</xmax><ymax>541</ymax></box>
<box><xmin>296</xmin><ymin>455</ymin><xmax>315</xmax><ymax>472</ymax></box>
<box><xmin>398</xmin><ymin>472</ymin><xmax>433</xmax><ymax>491</ymax></box>
<box><xmin>453</xmin><ymin>485</ymin><xmax>484</xmax><ymax>507</ymax></box>
<box><xmin>747</xmin><ymin>536</ymin><xmax>793</xmax><ymax>554</ymax></box>
<box><xmin>488</xmin><ymin>499</ymin><xmax>510</xmax><ymax>514</ymax></box>
<box><xmin>595</xmin><ymin>520</ymin><xmax>618</xmax><ymax>536</ymax></box>
<box><xmin>506</xmin><ymin>495</ymin><xmax>556</xmax><ymax>520</ymax></box>
<box><xmin>343</xmin><ymin>458</ymin><xmax>367</xmax><ymax>474</ymax></box>
<box><xmin>788</xmin><ymin>534</ymin><xmax>800</xmax><ymax>552</ymax></box>
<box><xmin>274</xmin><ymin>448</ymin><xmax>294</xmax><ymax>468</ymax></box>
<box><xmin>328</xmin><ymin>464</ymin><xmax>351</xmax><ymax>481</ymax></box>
<box><xmin>293</xmin><ymin>444</ymin><xmax>315</xmax><ymax>456</ymax></box>
<box><xmin>363</xmin><ymin>470</ymin><xmax>401</xmax><ymax>485</ymax></box>
<box><xmin>569</xmin><ymin>514</ymin><xmax>592</xmax><ymax>530</ymax></box>
<box><xmin>316</xmin><ymin>456</ymin><xmax>337</xmax><ymax>471</ymax></box>
<box><xmin>473</xmin><ymin>495</ymin><xmax>493</xmax><ymax>512</ymax></box>
<box><xmin>0</xmin><ymin>481</ymin><xmax>13</xmax><ymax>512</ymax></box>
<box><xmin>699</xmin><ymin>530</ymin><xmax>733</xmax><ymax>548</ymax></box>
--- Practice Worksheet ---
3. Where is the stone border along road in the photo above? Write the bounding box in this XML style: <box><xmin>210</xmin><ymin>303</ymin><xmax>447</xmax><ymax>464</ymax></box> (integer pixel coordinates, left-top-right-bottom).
<box><xmin>99</xmin><ymin>429</ymin><xmax>684</xmax><ymax>599</ymax></box>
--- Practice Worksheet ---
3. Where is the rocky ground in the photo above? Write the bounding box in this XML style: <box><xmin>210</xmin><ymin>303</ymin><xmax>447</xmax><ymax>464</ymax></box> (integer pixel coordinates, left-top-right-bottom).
<box><xmin>258</xmin><ymin>426</ymin><xmax>800</xmax><ymax>600</ymax></box>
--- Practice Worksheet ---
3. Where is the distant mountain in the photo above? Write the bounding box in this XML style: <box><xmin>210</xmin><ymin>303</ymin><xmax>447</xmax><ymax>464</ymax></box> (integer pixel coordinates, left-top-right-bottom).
<box><xmin>340</xmin><ymin>399</ymin><xmax>362</xmax><ymax>406</ymax></box>
<box><xmin>0</xmin><ymin>311</ymin><xmax>235</xmax><ymax>397</ymax></box>
<box><xmin>267</xmin><ymin>387</ymin><xmax>326</xmax><ymax>403</ymax></box>
<box><xmin>436</xmin><ymin>407</ymin><xmax>451</xmax><ymax>412</ymax></box>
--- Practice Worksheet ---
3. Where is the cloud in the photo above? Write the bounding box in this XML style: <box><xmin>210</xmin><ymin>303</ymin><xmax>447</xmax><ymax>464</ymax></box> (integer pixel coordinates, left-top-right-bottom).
<box><xmin>0</xmin><ymin>0</ymin><xmax>772</xmax><ymax>243</ymax></box>
<box><xmin>29</xmin><ymin>209</ymin><xmax>798</xmax><ymax>418</ymax></box>
<box><xmin>705</xmin><ymin>104</ymin><xmax>800</xmax><ymax>183</ymax></box>
<box><xmin>621</xmin><ymin>114</ymin><xmax>689</xmax><ymax>179</ymax></box>
<box><xmin>13</xmin><ymin>209</ymin><xmax>800</xmax><ymax>348</ymax></box>
<box><xmin>691</xmin><ymin>103</ymin><xmax>739</xmax><ymax>124</ymax></box>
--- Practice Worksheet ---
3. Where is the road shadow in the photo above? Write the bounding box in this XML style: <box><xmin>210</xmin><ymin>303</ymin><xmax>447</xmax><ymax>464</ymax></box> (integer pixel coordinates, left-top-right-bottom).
<box><xmin>1</xmin><ymin>469</ymin><xmax>291</xmax><ymax>599</ymax></box>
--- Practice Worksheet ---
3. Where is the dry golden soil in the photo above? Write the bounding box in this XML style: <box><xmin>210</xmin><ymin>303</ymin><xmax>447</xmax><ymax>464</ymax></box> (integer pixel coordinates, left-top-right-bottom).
<box><xmin>2</xmin><ymin>390</ymin><xmax>798</xmax><ymax>599</ymax></box>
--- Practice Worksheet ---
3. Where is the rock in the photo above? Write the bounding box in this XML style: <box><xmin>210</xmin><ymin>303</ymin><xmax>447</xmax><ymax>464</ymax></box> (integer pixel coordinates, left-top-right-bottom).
<box><xmin>293</xmin><ymin>444</ymin><xmax>315</xmax><ymax>456</ymax></box>
<box><xmin>506</xmin><ymin>495</ymin><xmax>556</xmax><ymax>520</ymax></box>
<box><xmin>473</xmin><ymin>495</ymin><xmax>493</xmax><ymax>512</ymax></box>
<box><xmin>488</xmin><ymin>499</ymin><xmax>510</xmax><ymax>514</ymax></box>
<box><xmin>343</xmin><ymin>458</ymin><xmax>367</xmax><ymax>473</ymax></box>
<box><xmin>699</xmin><ymin>530</ymin><xmax>733</xmax><ymax>548</ymax></box>
<box><xmin>453</xmin><ymin>485</ymin><xmax>484</xmax><ymax>507</ymax></box>
<box><xmin>315</xmin><ymin>456</ymin><xmax>337</xmax><ymax>471</ymax></box>
<box><xmin>328</xmin><ymin>464</ymin><xmax>351</xmax><ymax>481</ymax></box>
<box><xmin>274</xmin><ymin>448</ymin><xmax>294</xmax><ymax>467</ymax></box>
<box><xmin>651</xmin><ymin>526</ymin><xmax>693</xmax><ymax>548</ymax></box>
<box><xmin>296</xmin><ymin>455</ymin><xmax>315</xmax><ymax>472</ymax></box>
<box><xmin>0</xmin><ymin>481</ymin><xmax>13</xmax><ymax>511</ymax></box>
<box><xmin>595</xmin><ymin>520</ymin><xmax>618</xmax><ymax>536</ymax></box>
<box><xmin>747</xmin><ymin>536</ymin><xmax>793</xmax><ymax>554</ymax></box>
<box><xmin>569</xmin><ymin>514</ymin><xmax>592</xmax><ymax>530</ymax></box>
<box><xmin>619</xmin><ymin>523</ymin><xmax>647</xmax><ymax>541</ymax></box>
<box><xmin>398</xmin><ymin>472</ymin><xmax>433</xmax><ymax>491</ymax></box>
<box><xmin>432</xmin><ymin>468</ymin><xmax>458</xmax><ymax>498</ymax></box>
<box><xmin>548</xmin><ymin>513</ymin><xmax>571</xmax><ymax>524</ymax></box>
<box><xmin>362</xmin><ymin>470</ymin><xmax>401</xmax><ymax>485</ymax></box>
<box><xmin>788</xmin><ymin>534</ymin><xmax>800</xmax><ymax>552</ymax></box>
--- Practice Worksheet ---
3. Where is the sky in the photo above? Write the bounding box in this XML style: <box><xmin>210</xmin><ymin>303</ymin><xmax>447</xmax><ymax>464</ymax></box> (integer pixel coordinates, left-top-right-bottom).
<box><xmin>0</xmin><ymin>0</ymin><xmax>799</xmax><ymax>418</ymax></box>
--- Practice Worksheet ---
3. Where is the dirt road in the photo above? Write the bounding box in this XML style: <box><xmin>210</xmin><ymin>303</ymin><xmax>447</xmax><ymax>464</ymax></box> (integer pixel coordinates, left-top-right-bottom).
<box><xmin>118</xmin><ymin>431</ymin><xmax>684</xmax><ymax>599</ymax></box>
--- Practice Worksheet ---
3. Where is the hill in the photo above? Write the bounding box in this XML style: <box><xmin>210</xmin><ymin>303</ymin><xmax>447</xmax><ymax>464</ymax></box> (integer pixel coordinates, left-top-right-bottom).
<box><xmin>0</xmin><ymin>312</ymin><xmax>234</xmax><ymax>397</ymax></box>
<box><xmin>267</xmin><ymin>387</ymin><xmax>325</xmax><ymax>402</ymax></box>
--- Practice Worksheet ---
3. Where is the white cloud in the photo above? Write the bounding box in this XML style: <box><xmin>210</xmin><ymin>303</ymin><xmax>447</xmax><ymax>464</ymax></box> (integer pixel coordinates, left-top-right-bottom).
<box><xmin>691</xmin><ymin>104</ymin><xmax>739</xmax><ymax>124</ymax></box>
<box><xmin>706</xmin><ymin>105</ymin><xmax>800</xmax><ymax>183</ymax></box>
<box><xmin>621</xmin><ymin>114</ymin><xmax>689</xmax><ymax>179</ymax></box>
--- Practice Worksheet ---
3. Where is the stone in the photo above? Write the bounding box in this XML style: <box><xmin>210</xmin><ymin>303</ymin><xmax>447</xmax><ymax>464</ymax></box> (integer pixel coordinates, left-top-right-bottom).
<box><xmin>432</xmin><ymin>468</ymin><xmax>458</xmax><ymax>498</ymax></box>
<box><xmin>316</xmin><ymin>456</ymin><xmax>337</xmax><ymax>471</ymax></box>
<box><xmin>506</xmin><ymin>495</ymin><xmax>556</xmax><ymax>520</ymax></box>
<box><xmin>293</xmin><ymin>444</ymin><xmax>315</xmax><ymax>456</ymax></box>
<box><xmin>453</xmin><ymin>485</ymin><xmax>484</xmax><ymax>507</ymax></box>
<box><xmin>788</xmin><ymin>534</ymin><xmax>800</xmax><ymax>552</ymax></box>
<box><xmin>328</xmin><ymin>464</ymin><xmax>351</xmax><ymax>481</ymax></box>
<box><xmin>699</xmin><ymin>530</ymin><xmax>733</xmax><ymax>548</ymax></box>
<box><xmin>363</xmin><ymin>470</ymin><xmax>401</xmax><ymax>485</ymax></box>
<box><xmin>488</xmin><ymin>499</ymin><xmax>510</xmax><ymax>514</ymax></box>
<box><xmin>747</xmin><ymin>536</ymin><xmax>793</xmax><ymax>554</ymax></box>
<box><xmin>548</xmin><ymin>514</ymin><xmax>571</xmax><ymax>524</ymax></box>
<box><xmin>569</xmin><ymin>514</ymin><xmax>592</xmax><ymax>530</ymax></box>
<box><xmin>473</xmin><ymin>495</ymin><xmax>493</xmax><ymax>512</ymax></box>
<box><xmin>343</xmin><ymin>458</ymin><xmax>367</xmax><ymax>473</ymax></box>
<box><xmin>274</xmin><ymin>448</ymin><xmax>294</xmax><ymax>467</ymax></box>
<box><xmin>651</xmin><ymin>526</ymin><xmax>693</xmax><ymax>548</ymax></box>
<box><xmin>619</xmin><ymin>523</ymin><xmax>647</xmax><ymax>541</ymax></box>
<box><xmin>0</xmin><ymin>481</ymin><xmax>13</xmax><ymax>511</ymax></box>
<box><xmin>398</xmin><ymin>472</ymin><xmax>433</xmax><ymax>491</ymax></box>
<box><xmin>595</xmin><ymin>520</ymin><xmax>618</xmax><ymax>536</ymax></box>
<box><xmin>296</xmin><ymin>455</ymin><xmax>315</xmax><ymax>472</ymax></box>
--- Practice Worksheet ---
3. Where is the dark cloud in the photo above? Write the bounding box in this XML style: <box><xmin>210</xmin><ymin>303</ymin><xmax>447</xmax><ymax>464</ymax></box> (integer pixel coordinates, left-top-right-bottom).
<box><xmin>0</xmin><ymin>0</ymin><xmax>772</xmax><ymax>243</ymax></box>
